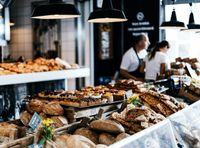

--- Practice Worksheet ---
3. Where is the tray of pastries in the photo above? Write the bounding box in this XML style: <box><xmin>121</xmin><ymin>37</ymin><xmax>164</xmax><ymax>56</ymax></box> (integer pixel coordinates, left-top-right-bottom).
<box><xmin>0</xmin><ymin>57</ymin><xmax>80</xmax><ymax>75</ymax></box>
<box><xmin>26</xmin><ymin>86</ymin><xmax>126</xmax><ymax>108</ymax></box>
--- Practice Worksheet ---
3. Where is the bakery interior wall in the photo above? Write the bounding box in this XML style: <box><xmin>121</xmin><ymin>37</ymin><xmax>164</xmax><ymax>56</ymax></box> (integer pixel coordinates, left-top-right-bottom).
<box><xmin>7</xmin><ymin>0</ymin><xmax>92</xmax><ymax>90</ymax></box>
<box><xmin>93</xmin><ymin>0</ymin><xmax>160</xmax><ymax>85</ymax></box>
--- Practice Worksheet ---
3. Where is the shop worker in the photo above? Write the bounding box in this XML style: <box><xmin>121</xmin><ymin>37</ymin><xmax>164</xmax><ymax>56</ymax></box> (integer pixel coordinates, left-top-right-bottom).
<box><xmin>120</xmin><ymin>33</ymin><xmax>150</xmax><ymax>81</ymax></box>
<box><xmin>140</xmin><ymin>40</ymin><xmax>170</xmax><ymax>82</ymax></box>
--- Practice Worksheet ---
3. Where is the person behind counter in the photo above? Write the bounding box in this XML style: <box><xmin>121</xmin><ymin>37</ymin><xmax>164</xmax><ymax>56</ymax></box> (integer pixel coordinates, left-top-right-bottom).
<box><xmin>120</xmin><ymin>33</ymin><xmax>150</xmax><ymax>81</ymax></box>
<box><xmin>140</xmin><ymin>40</ymin><xmax>170</xmax><ymax>82</ymax></box>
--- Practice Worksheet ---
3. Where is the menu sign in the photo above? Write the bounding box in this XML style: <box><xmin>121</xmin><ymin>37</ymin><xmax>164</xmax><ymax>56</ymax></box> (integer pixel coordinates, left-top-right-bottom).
<box><xmin>123</xmin><ymin>0</ymin><xmax>160</xmax><ymax>51</ymax></box>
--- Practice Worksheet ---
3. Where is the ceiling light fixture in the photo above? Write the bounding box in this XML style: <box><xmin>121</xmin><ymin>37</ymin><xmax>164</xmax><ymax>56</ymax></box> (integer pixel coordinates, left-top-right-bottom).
<box><xmin>160</xmin><ymin>0</ymin><xmax>185</xmax><ymax>29</ymax></box>
<box><xmin>31</xmin><ymin>0</ymin><xmax>80</xmax><ymax>19</ymax></box>
<box><xmin>181</xmin><ymin>3</ymin><xmax>200</xmax><ymax>32</ymax></box>
<box><xmin>88</xmin><ymin>0</ymin><xmax>127</xmax><ymax>23</ymax></box>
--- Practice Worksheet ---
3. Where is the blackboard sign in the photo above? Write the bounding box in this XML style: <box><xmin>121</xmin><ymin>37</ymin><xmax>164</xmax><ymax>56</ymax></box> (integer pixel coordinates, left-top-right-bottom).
<box><xmin>29</xmin><ymin>112</ymin><xmax>41</xmax><ymax>131</ymax></box>
<box><xmin>123</xmin><ymin>0</ymin><xmax>160</xmax><ymax>51</ymax></box>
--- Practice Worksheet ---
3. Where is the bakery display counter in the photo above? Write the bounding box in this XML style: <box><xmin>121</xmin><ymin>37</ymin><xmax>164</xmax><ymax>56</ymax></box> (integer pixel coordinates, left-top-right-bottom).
<box><xmin>0</xmin><ymin>78</ymin><xmax>199</xmax><ymax>147</ymax></box>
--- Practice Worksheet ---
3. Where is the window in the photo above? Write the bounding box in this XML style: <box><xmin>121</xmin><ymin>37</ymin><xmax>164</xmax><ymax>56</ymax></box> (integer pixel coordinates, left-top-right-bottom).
<box><xmin>165</xmin><ymin>4</ymin><xmax>200</xmax><ymax>61</ymax></box>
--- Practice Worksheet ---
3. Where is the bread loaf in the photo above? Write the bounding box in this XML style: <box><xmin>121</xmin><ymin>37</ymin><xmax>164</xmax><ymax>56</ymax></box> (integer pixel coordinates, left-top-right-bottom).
<box><xmin>74</xmin><ymin>127</ymin><xmax>99</xmax><ymax>144</ymax></box>
<box><xmin>115</xmin><ymin>133</ymin><xmax>130</xmax><ymax>142</ymax></box>
<box><xmin>43</xmin><ymin>102</ymin><xmax>64</xmax><ymax>116</ymax></box>
<box><xmin>26</xmin><ymin>99</ymin><xmax>44</xmax><ymax>113</ymax></box>
<box><xmin>20</xmin><ymin>111</ymin><xmax>32</xmax><ymax>126</ymax></box>
<box><xmin>89</xmin><ymin>119</ymin><xmax>125</xmax><ymax>134</ymax></box>
<box><xmin>99</xmin><ymin>133</ymin><xmax>115</xmax><ymax>146</ymax></box>
<box><xmin>54</xmin><ymin>134</ymin><xmax>70</xmax><ymax>147</ymax></box>
<box><xmin>67</xmin><ymin>135</ymin><xmax>96</xmax><ymax>148</ymax></box>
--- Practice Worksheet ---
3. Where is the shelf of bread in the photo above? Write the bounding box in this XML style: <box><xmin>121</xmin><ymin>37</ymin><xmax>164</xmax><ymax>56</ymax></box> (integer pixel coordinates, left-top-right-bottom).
<box><xmin>170</xmin><ymin>57</ymin><xmax>200</xmax><ymax>77</ymax></box>
<box><xmin>0</xmin><ymin>67</ymin><xmax>90</xmax><ymax>86</ymax></box>
<box><xmin>0</xmin><ymin>57</ymin><xmax>90</xmax><ymax>86</ymax></box>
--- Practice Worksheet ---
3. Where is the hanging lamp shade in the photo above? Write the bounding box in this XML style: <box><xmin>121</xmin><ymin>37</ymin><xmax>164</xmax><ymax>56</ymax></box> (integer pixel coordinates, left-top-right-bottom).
<box><xmin>88</xmin><ymin>0</ymin><xmax>127</xmax><ymax>23</ymax></box>
<box><xmin>160</xmin><ymin>9</ymin><xmax>185</xmax><ymax>29</ymax></box>
<box><xmin>31</xmin><ymin>0</ymin><xmax>80</xmax><ymax>19</ymax></box>
<box><xmin>182</xmin><ymin>3</ymin><xmax>200</xmax><ymax>32</ymax></box>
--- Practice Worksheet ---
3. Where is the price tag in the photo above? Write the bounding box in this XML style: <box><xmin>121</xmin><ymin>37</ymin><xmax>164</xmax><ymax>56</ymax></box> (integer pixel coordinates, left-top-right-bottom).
<box><xmin>125</xmin><ymin>90</ymin><xmax>133</xmax><ymax>98</ymax></box>
<box><xmin>28</xmin><ymin>112</ymin><xmax>41</xmax><ymax>131</ymax></box>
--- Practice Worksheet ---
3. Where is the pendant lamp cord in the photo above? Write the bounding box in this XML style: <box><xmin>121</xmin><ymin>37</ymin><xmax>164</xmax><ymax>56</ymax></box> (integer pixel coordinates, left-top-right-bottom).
<box><xmin>189</xmin><ymin>2</ymin><xmax>192</xmax><ymax>12</ymax></box>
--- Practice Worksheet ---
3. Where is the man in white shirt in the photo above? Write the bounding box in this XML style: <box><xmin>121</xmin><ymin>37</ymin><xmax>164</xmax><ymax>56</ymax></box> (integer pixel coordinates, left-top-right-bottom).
<box><xmin>120</xmin><ymin>33</ymin><xmax>150</xmax><ymax>80</ymax></box>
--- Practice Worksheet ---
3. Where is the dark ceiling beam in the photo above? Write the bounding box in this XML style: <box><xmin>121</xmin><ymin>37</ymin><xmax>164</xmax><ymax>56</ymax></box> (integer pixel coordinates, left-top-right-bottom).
<box><xmin>163</xmin><ymin>0</ymin><xmax>200</xmax><ymax>5</ymax></box>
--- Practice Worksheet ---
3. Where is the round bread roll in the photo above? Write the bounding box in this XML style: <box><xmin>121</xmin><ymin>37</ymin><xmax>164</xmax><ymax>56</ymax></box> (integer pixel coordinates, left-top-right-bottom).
<box><xmin>89</xmin><ymin>119</ymin><xmax>125</xmax><ymax>134</ymax></box>
<box><xmin>74</xmin><ymin>127</ymin><xmax>99</xmax><ymax>144</ymax></box>
<box><xmin>26</xmin><ymin>99</ymin><xmax>44</xmax><ymax>113</ymax></box>
<box><xmin>54</xmin><ymin>134</ymin><xmax>70</xmax><ymax>148</ymax></box>
<box><xmin>115</xmin><ymin>133</ymin><xmax>130</xmax><ymax>142</ymax></box>
<box><xmin>67</xmin><ymin>135</ymin><xmax>96</xmax><ymax>148</ymax></box>
<box><xmin>20</xmin><ymin>111</ymin><xmax>32</xmax><ymax>126</ymax></box>
<box><xmin>99</xmin><ymin>133</ymin><xmax>115</xmax><ymax>146</ymax></box>
<box><xmin>43</xmin><ymin>102</ymin><xmax>64</xmax><ymax>116</ymax></box>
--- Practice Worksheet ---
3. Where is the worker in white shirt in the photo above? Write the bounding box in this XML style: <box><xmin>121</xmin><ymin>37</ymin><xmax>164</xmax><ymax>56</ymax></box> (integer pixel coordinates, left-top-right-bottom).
<box><xmin>140</xmin><ymin>40</ymin><xmax>170</xmax><ymax>82</ymax></box>
<box><xmin>120</xmin><ymin>33</ymin><xmax>150</xmax><ymax>81</ymax></box>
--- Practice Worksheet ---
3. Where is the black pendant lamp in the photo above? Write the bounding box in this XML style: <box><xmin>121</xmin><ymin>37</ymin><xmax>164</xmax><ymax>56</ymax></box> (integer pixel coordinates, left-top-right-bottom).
<box><xmin>31</xmin><ymin>0</ymin><xmax>80</xmax><ymax>19</ymax></box>
<box><xmin>88</xmin><ymin>0</ymin><xmax>127</xmax><ymax>23</ymax></box>
<box><xmin>182</xmin><ymin>3</ymin><xmax>200</xmax><ymax>32</ymax></box>
<box><xmin>160</xmin><ymin>0</ymin><xmax>185</xmax><ymax>29</ymax></box>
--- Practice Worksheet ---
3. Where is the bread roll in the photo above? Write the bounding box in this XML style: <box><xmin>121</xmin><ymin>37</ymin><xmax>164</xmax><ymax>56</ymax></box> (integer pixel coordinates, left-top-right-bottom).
<box><xmin>74</xmin><ymin>128</ymin><xmax>99</xmax><ymax>144</ymax></box>
<box><xmin>20</xmin><ymin>111</ymin><xmax>32</xmax><ymax>126</ymax></box>
<box><xmin>89</xmin><ymin>119</ymin><xmax>125</xmax><ymax>134</ymax></box>
<box><xmin>99</xmin><ymin>133</ymin><xmax>115</xmax><ymax>146</ymax></box>
<box><xmin>115</xmin><ymin>133</ymin><xmax>130</xmax><ymax>142</ymax></box>
<box><xmin>43</xmin><ymin>102</ymin><xmax>64</xmax><ymax>116</ymax></box>
<box><xmin>67</xmin><ymin>135</ymin><xmax>96</xmax><ymax>148</ymax></box>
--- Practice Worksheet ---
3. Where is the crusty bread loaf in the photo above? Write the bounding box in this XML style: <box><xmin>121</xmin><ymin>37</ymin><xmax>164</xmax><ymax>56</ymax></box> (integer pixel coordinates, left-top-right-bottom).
<box><xmin>67</xmin><ymin>135</ymin><xmax>96</xmax><ymax>148</ymax></box>
<box><xmin>43</xmin><ymin>102</ymin><xmax>64</xmax><ymax>116</ymax></box>
<box><xmin>115</xmin><ymin>133</ymin><xmax>130</xmax><ymax>142</ymax></box>
<box><xmin>89</xmin><ymin>119</ymin><xmax>125</xmax><ymax>134</ymax></box>
<box><xmin>26</xmin><ymin>99</ymin><xmax>44</xmax><ymax>113</ymax></box>
<box><xmin>20</xmin><ymin>111</ymin><xmax>32</xmax><ymax>126</ymax></box>
<box><xmin>74</xmin><ymin>127</ymin><xmax>99</xmax><ymax>144</ymax></box>
<box><xmin>54</xmin><ymin>134</ymin><xmax>70</xmax><ymax>147</ymax></box>
<box><xmin>99</xmin><ymin>133</ymin><xmax>115</xmax><ymax>146</ymax></box>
